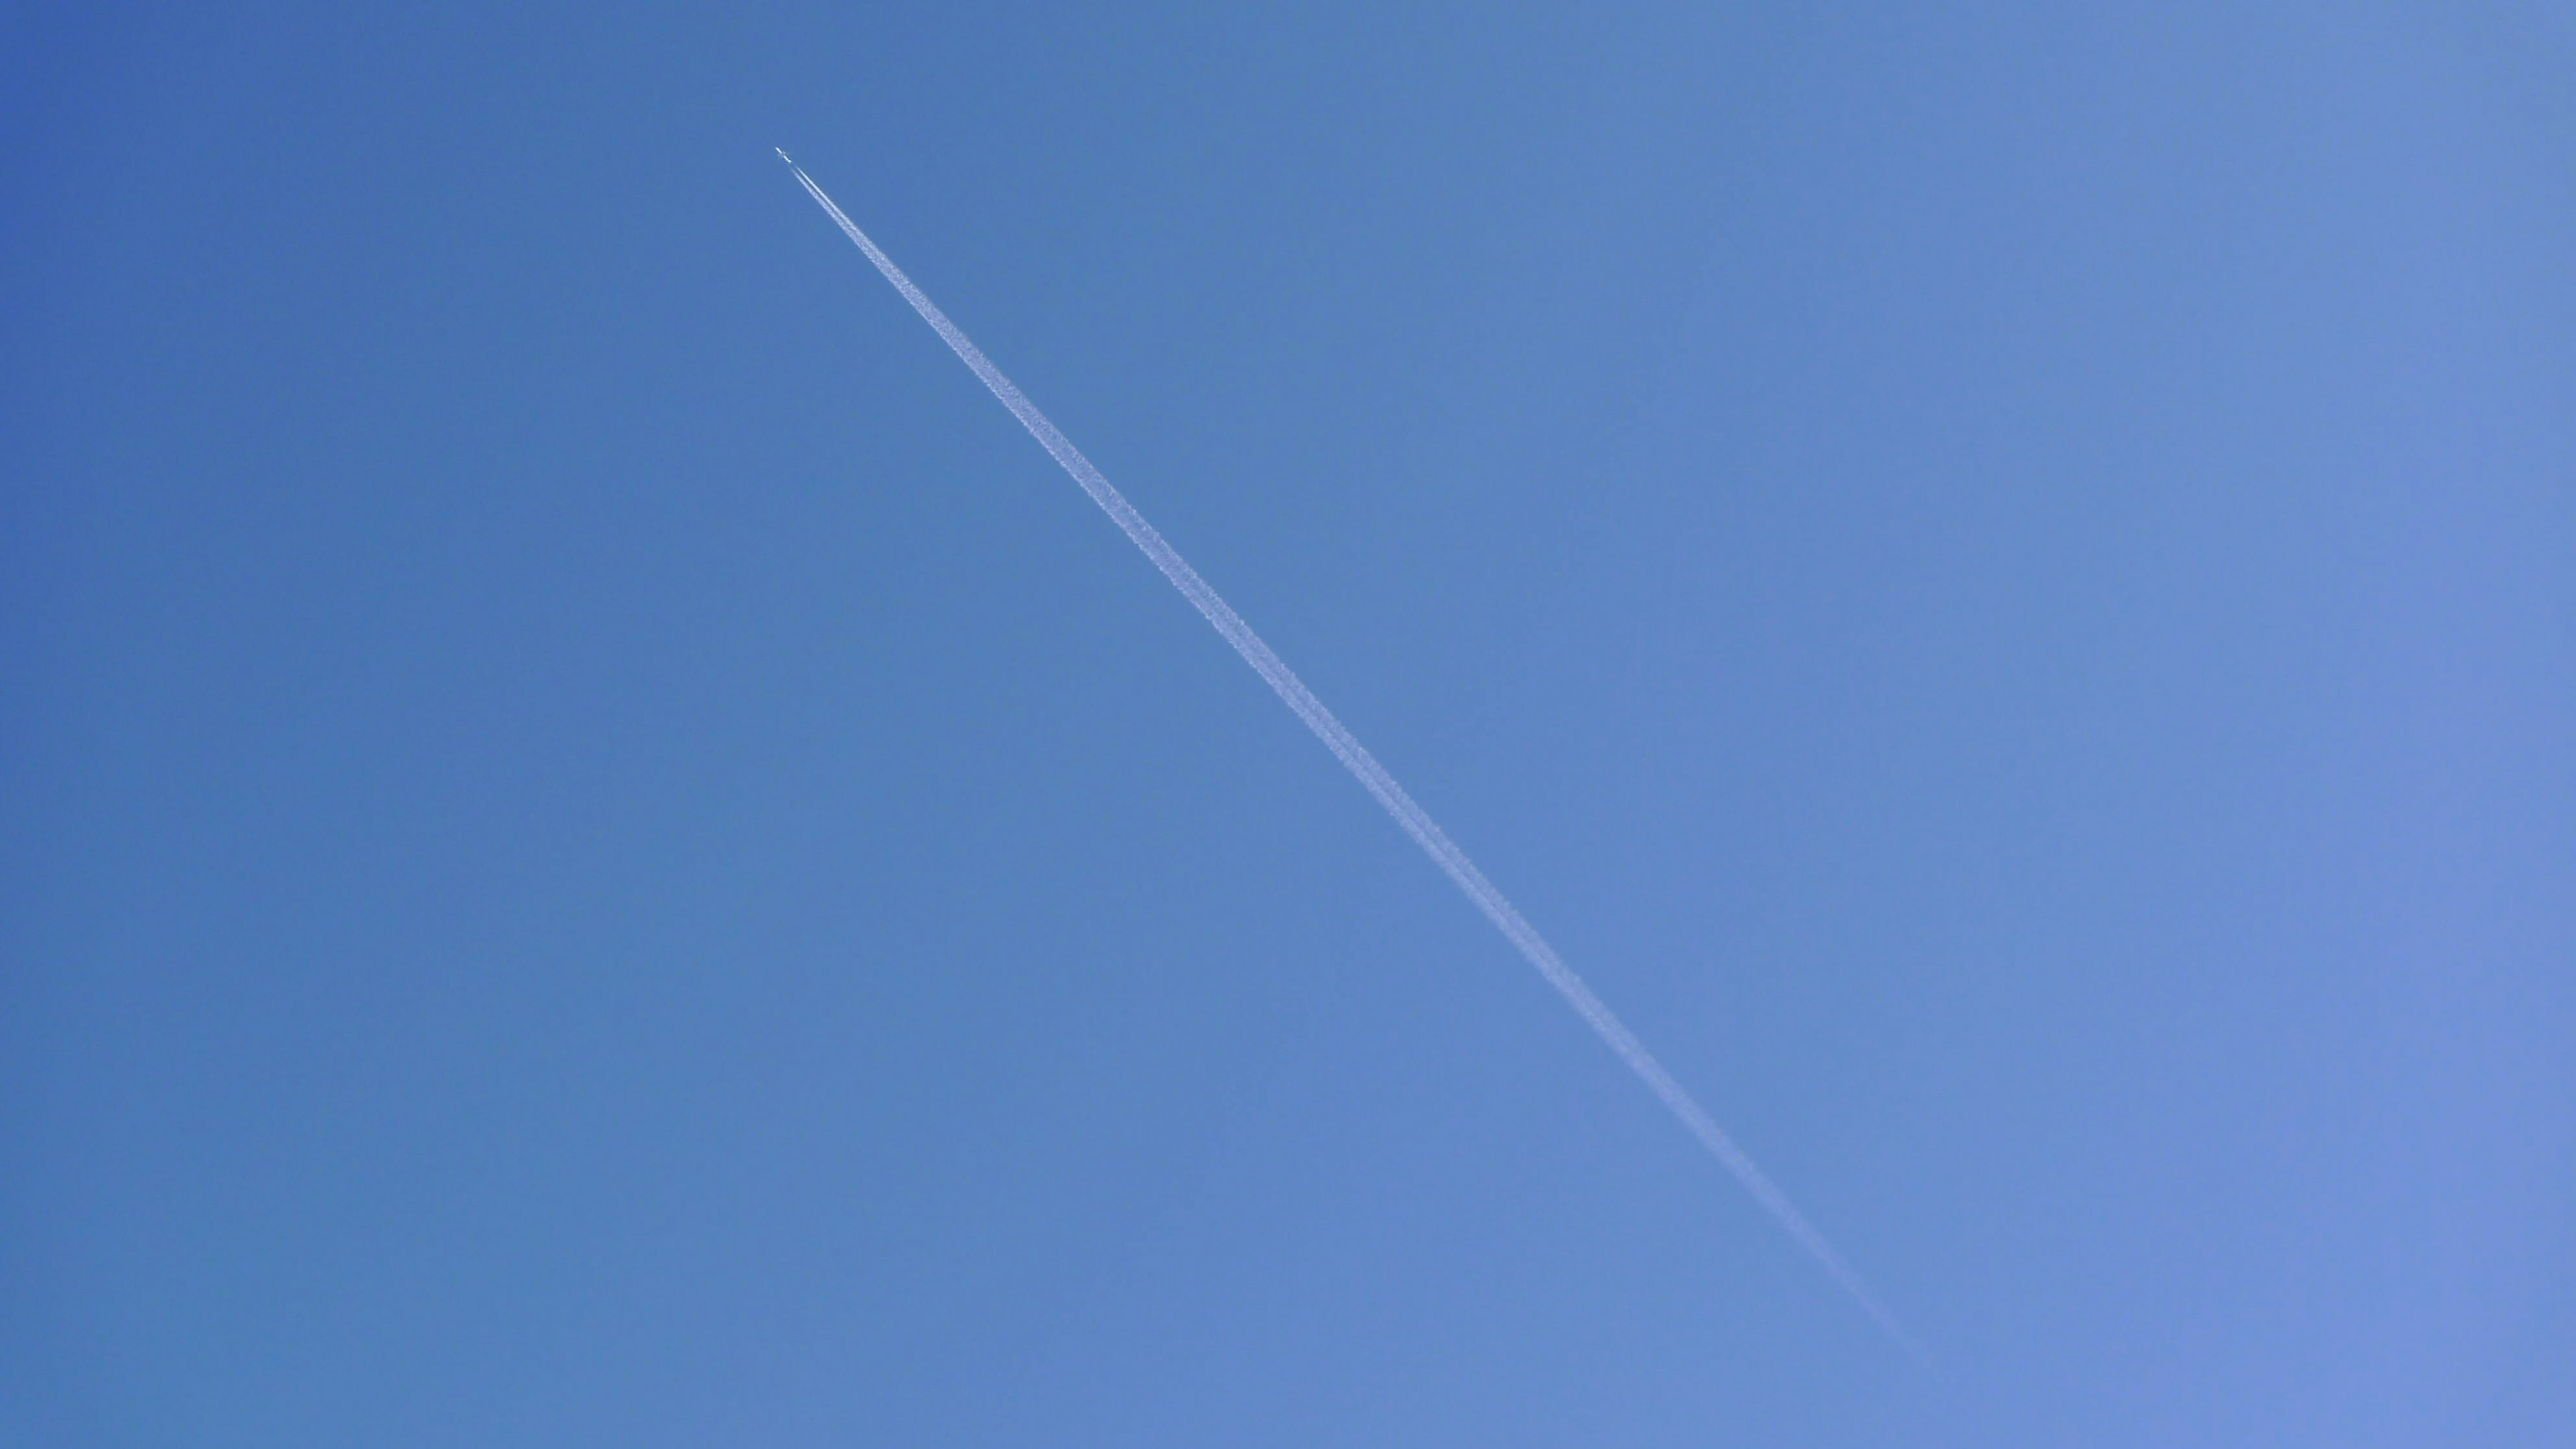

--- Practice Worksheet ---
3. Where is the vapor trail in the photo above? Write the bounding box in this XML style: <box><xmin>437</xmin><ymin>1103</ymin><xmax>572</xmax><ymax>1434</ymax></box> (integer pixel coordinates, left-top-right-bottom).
<box><xmin>786</xmin><ymin>158</ymin><xmax>1920</xmax><ymax>1358</ymax></box>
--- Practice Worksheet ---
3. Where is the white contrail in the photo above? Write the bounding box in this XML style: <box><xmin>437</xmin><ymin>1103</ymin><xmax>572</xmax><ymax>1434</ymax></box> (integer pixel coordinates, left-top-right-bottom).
<box><xmin>786</xmin><ymin>158</ymin><xmax>1921</xmax><ymax>1358</ymax></box>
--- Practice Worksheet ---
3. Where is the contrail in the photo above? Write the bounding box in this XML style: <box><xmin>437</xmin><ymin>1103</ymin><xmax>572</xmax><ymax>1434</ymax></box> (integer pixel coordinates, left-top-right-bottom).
<box><xmin>784</xmin><ymin>156</ymin><xmax>1921</xmax><ymax>1358</ymax></box>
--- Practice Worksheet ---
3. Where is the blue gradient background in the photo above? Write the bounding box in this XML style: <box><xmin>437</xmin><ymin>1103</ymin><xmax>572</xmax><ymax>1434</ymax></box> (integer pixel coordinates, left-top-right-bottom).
<box><xmin>6</xmin><ymin>5</ymin><xmax>2571</xmax><ymax>1444</ymax></box>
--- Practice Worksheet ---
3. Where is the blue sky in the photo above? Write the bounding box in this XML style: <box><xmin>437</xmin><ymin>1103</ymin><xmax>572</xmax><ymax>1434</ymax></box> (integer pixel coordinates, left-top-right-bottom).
<box><xmin>6</xmin><ymin>3</ymin><xmax>2571</xmax><ymax>1444</ymax></box>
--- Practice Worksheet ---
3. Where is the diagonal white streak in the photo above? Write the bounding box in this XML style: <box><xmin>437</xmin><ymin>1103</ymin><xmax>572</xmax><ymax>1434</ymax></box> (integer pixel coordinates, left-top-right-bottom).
<box><xmin>790</xmin><ymin>161</ymin><xmax>1921</xmax><ymax>1358</ymax></box>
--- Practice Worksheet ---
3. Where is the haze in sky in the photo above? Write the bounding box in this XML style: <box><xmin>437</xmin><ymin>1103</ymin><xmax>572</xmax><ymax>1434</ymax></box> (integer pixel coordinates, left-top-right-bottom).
<box><xmin>5</xmin><ymin>4</ymin><xmax>2571</xmax><ymax>1446</ymax></box>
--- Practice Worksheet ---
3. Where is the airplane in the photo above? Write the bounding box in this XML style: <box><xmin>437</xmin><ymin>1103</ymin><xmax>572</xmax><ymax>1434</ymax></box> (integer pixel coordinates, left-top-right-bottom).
<box><xmin>775</xmin><ymin>148</ymin><xmax>794</xmax><ymax>164</ymax></box>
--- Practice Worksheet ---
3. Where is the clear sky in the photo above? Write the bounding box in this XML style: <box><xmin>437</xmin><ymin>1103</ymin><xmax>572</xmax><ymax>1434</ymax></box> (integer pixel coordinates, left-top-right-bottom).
<box><xmin>5</xmin><ymin>4</ymin><xmax>2571</xmax><ymax>1444</ymax></box>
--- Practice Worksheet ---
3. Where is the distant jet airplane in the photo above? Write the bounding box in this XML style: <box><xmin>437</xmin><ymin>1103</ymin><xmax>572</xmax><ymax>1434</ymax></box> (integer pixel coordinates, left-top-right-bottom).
<box><xmin>775</xmin><ymin>148</ymin><xmax>794</xmax><ymax>164</ymax></box>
